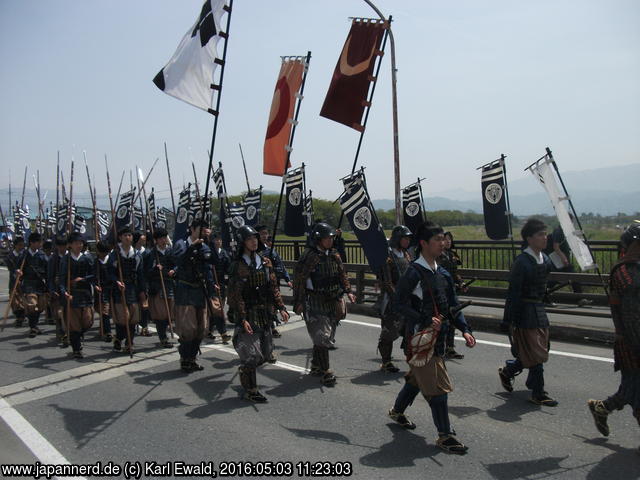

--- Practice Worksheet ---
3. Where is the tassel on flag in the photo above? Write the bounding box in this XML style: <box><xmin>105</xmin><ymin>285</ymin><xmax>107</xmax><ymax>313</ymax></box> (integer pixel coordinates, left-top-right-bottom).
<box><xmin>263</xmin><ymin>57</ymin><xmax>306</xmax><ymax>176</ymax></box>
<box><xmin>320</xmin><ymin>19</ymin><xmax>386</xmax><ymax>131</ymax></box>
<box><xmin>153</xmin><ymin>0</ymin><xmax>230</xmax><ymax>114</ymax></box>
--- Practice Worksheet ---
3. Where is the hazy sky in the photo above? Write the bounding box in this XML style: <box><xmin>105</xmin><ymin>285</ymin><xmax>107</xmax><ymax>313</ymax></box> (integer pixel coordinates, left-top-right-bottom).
<box><xmin>1</xmin><ymin>0</ymin><xmax>638</xmax><ymax>207</ymax></box>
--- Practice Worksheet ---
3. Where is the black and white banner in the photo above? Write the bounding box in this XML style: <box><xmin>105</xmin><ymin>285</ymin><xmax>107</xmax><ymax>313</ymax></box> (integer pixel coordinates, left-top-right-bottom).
<box><xmin>147</xmin><ymin>190</ymin><xmax>157</xmax><ymax>226</ymax></box>
<box><xmin>304</xmin><ymin>191</ymin><xmax>314</xmax><ymax>231</ymax></box>
<box><xmin>173</xmin><ymin>188</ymin><xmax>191</xmax><ymax>242</ymax></box>
<box><xmin>96</xmin><ymin>211</ymin><xmax>110</xmax><ymax>242</ymax></box>
<box><xmin>14</xmin><ymin>204</ymin><xmax>30</xmax><ymax>237</ymax></box>
<box><xmin>73</xmin><ymin>214</ymin><xmax>87</xmax><ymax>235</ymax></box>
<box><xmin>242</xmin><ymin>189</ymin><xmax>261</xmax><ymax>227</ymax></box>
<box><xmin>153</xmin><ymin>0</ymin><xmax>229</xmax><ymax>114</ymax></box>
<box><xmin>340</xmin><ymin>176</ymin><xmax>389</xmax><ymax>271</ymax></box>
<box><xmin>284</xmin><ymin>167</ymin><xmax>305</xmax><ymax>237</ymax></box>
<box><xmin>48</xmin><ymin>205</ymin><xmax>57</xmax><ymax>236</ymax></box>
<box><xmin>228</xmin><ymin>202</ymin><xmax>246</xmax><ymax>230</ymax></box>
<box><xmin>115</xmin><ymin>189</ymin><xmax>135</xmax><ymax>232</ymax></box>
<box><xmin>213</xmin><ymin>168</ymin><xmax>226</xmax><ymax>198</ymax></box>
<box><xmin>133</xmin><ymin>205</ymin><xmax>144</xmax><ymax>231</ymax></box>
<box><xmin>401</xmin><ymin>183</ymin><xmax>424</xmax><ymax>234</ymax></box>
<box><xmin>156</xmin><ymin>207</ymin><xmax>168</xmax><ymax>231</ymax></box>
<box><xmin>481</xmin><ymin>161</ymin><xmax>510</xmax><ymax>240</ymax></box>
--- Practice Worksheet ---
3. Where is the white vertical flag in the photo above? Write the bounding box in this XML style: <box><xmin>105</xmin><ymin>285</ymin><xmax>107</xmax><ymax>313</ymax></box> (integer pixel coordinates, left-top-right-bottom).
<box><xmin>153</xmin><ymin>0</ymin><xmax>228</xmax><ymax>113</ymax></box>
<box><xmin>530</xmin><ymin>158</ymin><xmax>596</xmax><ymax>271</ymax></box>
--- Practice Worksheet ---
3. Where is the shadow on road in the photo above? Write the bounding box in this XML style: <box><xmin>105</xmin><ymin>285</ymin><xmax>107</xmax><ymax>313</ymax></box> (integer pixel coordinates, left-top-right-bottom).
<box><xmin>359</xmin><ymin>424</ymin><xmax>442</xmax><ymax>468</ymax></box>
<box><xmin>483</xmin><ymin>456</ymin><xmax>572</xmax><ymax>480</ymax></box>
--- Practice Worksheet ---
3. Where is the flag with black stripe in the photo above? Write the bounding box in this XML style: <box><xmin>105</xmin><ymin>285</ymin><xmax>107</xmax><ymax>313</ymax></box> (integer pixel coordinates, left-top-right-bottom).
<box><xmin>73</xmin><ymin>213</ymin><xmax>87</xmax><ymax>234</ymax></box>
<box><xmin>402</xmin><ymin>183</ymin><xmax>424</xmax><ymax>234</ymax></box>
<box><xmin>284</xmin><ymin>167</ymin><xmax>305</xmax><ymax>237</ymax></box>
<box><xmin>96</xmin><ymin>211</ymin><xmax>110</xmax><ymax>242</ymax></box>
<box><xmin>153</xmin><ymin>0</ymin><xmax>230</xmax><ymax>114</ymax></box>
<box><xmin>304</xmin><ymin>190</ymin><xmax>314</xmax><ymax>232</ymax></box>
<box><xmin>173</xmin><ymin>187</ymin><xmax>191</xmax><ymax>242</ymax></box>
<box><xmin>115</xmin><ymin>189</ymin><xmax>135</xmax><ymax>233</ymax></box>
<box><xmin>133</xmin><ymin>205</ymin><xmax>144</xmax><ymax>232</ymax></box>
<box><xmin>242</xmin><ymin>189</ymin><xmax>261</xmax><ymax>227</ymax></box>
<box><xmin>156</xmin><ymin>207</ymin><xmax>168</xmax><ymax>231</ymax></box>
<box><xmin>340</xmin><ymin>175</ymin><xmax>388</xmax><ymax>270</ymax></box>
<box><xmin>481</xmin><ymin>160</ymin><xmax>510</xmax><ymax>240</ymax></box>
<box><xmin>48</xmin><ymin>205</ymin><xmax>57</xmax><ymax>236</ymax></box>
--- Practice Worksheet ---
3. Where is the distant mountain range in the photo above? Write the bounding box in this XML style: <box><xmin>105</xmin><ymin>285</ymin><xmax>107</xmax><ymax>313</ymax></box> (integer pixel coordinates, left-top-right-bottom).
<box><xmin>2</xmin><ymin>163</ymin><xmax>638</xmax><ymax>218</ymax></box>
<box><xmin>373</xmin><ymin>163</ymin><xmax>640</xmax><ymax>216</ymax></box>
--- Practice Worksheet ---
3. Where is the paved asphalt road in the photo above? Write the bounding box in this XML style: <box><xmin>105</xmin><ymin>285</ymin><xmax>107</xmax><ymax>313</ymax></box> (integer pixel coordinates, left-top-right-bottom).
<box><xmin>0</xmin><ymin>269</ymin><xmax>638</xmax><ymax>480</ymax></box>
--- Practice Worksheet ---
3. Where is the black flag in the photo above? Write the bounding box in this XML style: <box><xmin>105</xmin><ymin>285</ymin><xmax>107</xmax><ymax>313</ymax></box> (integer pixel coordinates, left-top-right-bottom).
<box><xmin>401</xmin><ymin>183</ymin><xmax>424</xmax><ymax>234</ymax></box>
<box><xmin>115</xmin><ymin>189</ymin><xmax>135</xmax><ymax>232</ymax></box>
<box><xmin>173</xmin><ymin>188</ymin><xmax>191</xmax><ymax>242</ymax></box>
<box><xmin>284</xmin><ymin>167</ymin><xmax>305</xmax><ymax>237</ymax></box>
<box><xmin>340</xmin><ymin>174</ymin><xmax>388</xmax><ymax>270</ymax></box>
<box><xmin>96</xmin><ymin>211</ymin><xmax>110</xmax><ymax>242</ymax></box>
<box><xmin>242</xmin><ymin>189</ymin><xmax>261</xmax><ymax>227</ymax></box>
<box><xmin>73</xmin><ymin>213</ymin><xmax>87</xmax><ymax>234</ymax></box>
<box><xmin>156</xmin><ymin>207</ymin><xmax>168</xmax><ymax>230</ymax></box>
<box><xmin>481</xmin><ymin>160</ymin><xmax>510</xmax><ymax>240</ymax></box>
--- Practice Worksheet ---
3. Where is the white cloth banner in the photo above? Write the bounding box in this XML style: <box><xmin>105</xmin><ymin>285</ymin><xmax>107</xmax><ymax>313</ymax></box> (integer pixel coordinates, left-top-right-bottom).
<box><xmin>530</xmin><ymin>159</ymin><xmax>596</xmax><ymax>271</ymax></box>
<box><xmin>153</xmin><ymin>0</ymin><xmax>227</xmax><ymax>113</ymax></box>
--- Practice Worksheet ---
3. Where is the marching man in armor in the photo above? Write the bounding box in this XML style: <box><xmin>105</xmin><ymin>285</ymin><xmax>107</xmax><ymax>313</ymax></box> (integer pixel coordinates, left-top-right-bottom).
<box><xmin>377</xmin><ymin>225</ymin><xmax>413</xmax><ymax>373</ymax></box>
<box><xmin>588</xmin><ymin>221</ymin><xmax>640</xmax><ymax>444</ymax></box>
<box><xmin>498</xmin><ymin>218</ymin><xmax>557</xmax><ymax>406</ymax></box>
<box><xmin>59</xmin><ymin>232</ymin><xmax>95</xmax><ymax>359</ymax></box>
<box><xmin>108</xmin><ymin>226</ymin><xmax>145</xmax><ymax>354</ymax></box>
<box><xmin>293</xmin><ymin>222</ymin><xmax>355</xmax><ymax>387</ymax></box>
<box><xmin>228</xmin><ymin>225</ymin><xmax>289</xmax><ymax>403</ymax></box>
<box><xmin>7</xmin><ymin>236</ymin><xmax>26</xmax><ymax>328</ymax></box>
<box><xmin>16</xmin><ymin>232</ymin><xmax>49</xmax><ymax>338</ymax></box>
<box><xmin>388</xmin><ymin>222</ymin><xmax>475</xmax><ymax>454</ymax></box>
<box><xmin>172</xmin><ymin>220</ymin><xmax>220</xmax><ymax>373</ymax></box>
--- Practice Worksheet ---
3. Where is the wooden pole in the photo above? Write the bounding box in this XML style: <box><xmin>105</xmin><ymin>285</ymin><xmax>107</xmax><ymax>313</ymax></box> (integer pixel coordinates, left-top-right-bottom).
<box><xmin>164</xmin><ymin>142</ymin><xmax>177</xmax><ymax>218</ymax></box>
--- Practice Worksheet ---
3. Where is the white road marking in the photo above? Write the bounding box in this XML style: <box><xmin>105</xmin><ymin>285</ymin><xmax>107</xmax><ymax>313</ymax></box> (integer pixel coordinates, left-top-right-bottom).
<box><xmin>341</xmin><ymin>319</ymin><xmax>614</xmax><ymax>363</ymax></box>
<box><xmin>0</xmin><ymin>397</ymin><xmax>86</xmax><ymax>480</ymax></box>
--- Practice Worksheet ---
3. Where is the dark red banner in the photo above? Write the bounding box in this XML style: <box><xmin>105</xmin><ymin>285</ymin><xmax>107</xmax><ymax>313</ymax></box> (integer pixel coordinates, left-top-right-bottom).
<box><xmin>320</xmin><ymin>19</ymin><xmax>386</xmax><ymax>131</ymax></box>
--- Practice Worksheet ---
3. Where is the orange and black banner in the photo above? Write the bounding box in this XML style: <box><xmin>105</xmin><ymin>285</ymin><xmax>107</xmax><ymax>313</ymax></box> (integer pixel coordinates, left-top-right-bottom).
<box><xmin>320</xmin><ymin>19</ymin><xmax>386</xmax><ymax>131</ymax></box>
<box><xmin>263</xmin><ymin>58</ymin><xmax>305</xmax><ymax>176</ymax></box>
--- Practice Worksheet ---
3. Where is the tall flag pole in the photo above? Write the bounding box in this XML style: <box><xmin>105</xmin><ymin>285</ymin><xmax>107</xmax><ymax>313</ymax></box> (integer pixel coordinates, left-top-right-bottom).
<box><xmin>153</xmin><ymin>0</ymin><xmax>234</xmax><ymax>225</ymax></box>
<box><xmin>266</xmin><ymin>52</ymin><xmax>312</xmax><ymax>257</ymax></box>
<box><xmin>238</xmin><ymin>143</ymin><xmax>251</xmax><ymax>192</ymax></box>
<box><xmin>84</xmin><ymin>152</ymin><xmax>104</xmax><ymax>337</ymax></box>
<box><xmin>20</xmin><ymin>166</ymin><xmax>27</xmax><ymax>210</ymax></box>
<box><xmin>164</xmin><ymin>142</ymin><xmax>177</xmax><ymax>218</ymax></box>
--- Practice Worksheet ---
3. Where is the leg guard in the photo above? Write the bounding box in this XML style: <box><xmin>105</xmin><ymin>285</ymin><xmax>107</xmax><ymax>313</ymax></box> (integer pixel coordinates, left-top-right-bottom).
<box><xmin>445</xmin><ymin>326</ymin><xmax>456</xmax><ymax>349</ymax></box>
<box><xmin>317</xmin><ymin>346</ymin><xmax>330</xmax><ymax>372</ymax></box>
<box><xmin>115</xmin><ymin>323</ymin><xmax>126</xmax><ymax>341</ymax></box>
<box><xmin>428</xmin><ymin>394</ymin><xmax>452</xmax><ymax>436</ymax></box>
<box><xmin>28</xmin><ymin>314</ymin><xmax>39</xmax><ymax>329</ymax></box>
<box><xmin>178</xmin><ymin>339</ymin><xmax>189</xmax><ymax>359</ymax></box>
<box><xmin>102</xmin><ymin>315</ymin><xmax>112</xmax><ymax>334</ymax></box>
<box><xmin>503</xmin><ymin>358</ymin><xmax>523</xmax><ymax>379</ymax></box>
<box><xmin>127</xmin><ymin>323</ymin><xmax>136</xmax><ymax>346</ymax></box>
<box><xmin>603</xmin><ymin>387</ymin><xmax>628</xmax><ymax>412</ymax></box>
<box><xmin>378</xmin><ymin>339</ymin><xmax>393</xmax><ymax>364</ymax></box>
<box><xmin>69</xmin><ymin>331</ymin><xmax>82</xmax><ymax>353</ymax></box>
<box><xmin>140</xmin><ymin>308</ymin><xmax>150</xmax><ymax>328</ymax></box>
<box><xmin>156</xmin><ymin>319</ymin><xmax>168</xmax><ymax>341</ymax></box>
<box><xmin>239</xmin><ymin>366</ymin><xmax>256</xmax><ymax>392</ymax></box>
<box><xmin>393</xmin><ymin>382</ymin><xmax>420</xmax><ymax>414</ymax></box>
<box><xmin>525</xmin><ymin>363</ymin><xmax>544</xmax><ymax>396</ymax></box>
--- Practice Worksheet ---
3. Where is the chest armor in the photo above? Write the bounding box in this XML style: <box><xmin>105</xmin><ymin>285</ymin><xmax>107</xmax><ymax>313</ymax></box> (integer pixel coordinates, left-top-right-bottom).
<box><xmin>242</xmin><ymin>261</ymin><xmax>271</xmax><ymax>306</ymax></box>
<box><xmin>70</xmin><ymin>256</ymin><xmax>92</xmax><ymax>292</ymax></box>
<box><xmin>522</xmin><ymin>256</ymin><xmax>549</xmax><ymax>300</ymax></box>
<box><xmin>120</xmin><ymin>255</ymin><xmax>138</xmax><ymax>284</ymax></box>
<box><xmin>415</xmin><ymin>267</ymin><xmax>450</xmax><ymax>323</ymax></box>
<box><xmin>25</xmin><ymin>252</ymin><xmax>47</xmax><ymax>279</ymax></box>
<box><xmin>310</xmin><ymin>252</ymin><xmax>342</xmax><ymax>296</ymax></box>
<box><xmin>391</xmin><ymin>252</ymin><xmax>410</xmax><ymax>285</ymax></box>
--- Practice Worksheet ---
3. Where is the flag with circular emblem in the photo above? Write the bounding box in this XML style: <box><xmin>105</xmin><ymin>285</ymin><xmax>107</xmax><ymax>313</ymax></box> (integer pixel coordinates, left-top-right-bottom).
<box><xmin>263</xmin><ymin>58</ymin><xmax>305</xmax><ymax>176</ymax></box>
<box><xmin>481</xmin><ymin>160</ymin><xmax>510</xmax><ymax>240</ymax></box>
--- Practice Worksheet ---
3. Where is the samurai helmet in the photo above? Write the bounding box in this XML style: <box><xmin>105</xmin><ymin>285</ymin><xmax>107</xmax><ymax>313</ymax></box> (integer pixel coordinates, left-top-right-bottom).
<box><xmin>620</xmin><ymin>220</ymin><xmax>640</xmax><ymax>248</ymax></box>
<box><xmin>390</xmin><ymin>225</ymin><xmax>412</xmax><ymax>248</ymax></box>
<box><xmin>311</xmin><ymin>222</ymin><xmax>336</xmax><ymax>243</ymax></box>
<box><xmin>236</xmin><ymin>225</ymin><xmax>258</xmax><ymax>243</ymax></box>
